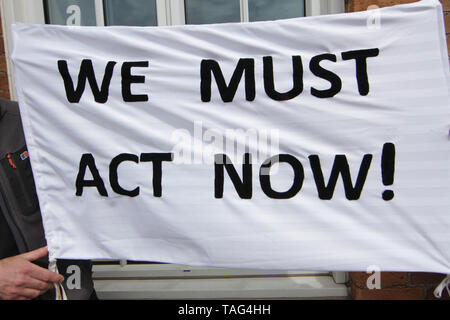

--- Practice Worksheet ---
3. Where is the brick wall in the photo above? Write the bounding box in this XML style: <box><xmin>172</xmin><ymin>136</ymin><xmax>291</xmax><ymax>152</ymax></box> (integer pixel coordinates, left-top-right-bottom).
<box><xmin>0</xmin><ymin>9</ymin><xmax>10</xmax><ymax>99</ymax></box>
<box><xmin>345</xmin><ymin>0</ymin><xmax>450</xmax><ymax>300</ymax></box>
<box><xmin>349</xmin><ymin>272</ymin><xmax>449</xmax><ymax>299</ymax></box>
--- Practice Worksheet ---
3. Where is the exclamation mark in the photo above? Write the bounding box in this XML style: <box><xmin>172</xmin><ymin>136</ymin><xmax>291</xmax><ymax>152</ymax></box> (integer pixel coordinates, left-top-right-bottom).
<box><xmin>381</xmin><ymin>143</ymin><xmax>395</xmax><ymax>201</ymax></box>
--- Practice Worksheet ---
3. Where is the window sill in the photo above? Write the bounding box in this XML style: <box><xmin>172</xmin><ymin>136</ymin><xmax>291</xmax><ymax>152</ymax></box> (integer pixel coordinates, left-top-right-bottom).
<box><xmin>93</xmin><ymin>264</ymin><xmax>349</xmax><ymax>299</ymax></box>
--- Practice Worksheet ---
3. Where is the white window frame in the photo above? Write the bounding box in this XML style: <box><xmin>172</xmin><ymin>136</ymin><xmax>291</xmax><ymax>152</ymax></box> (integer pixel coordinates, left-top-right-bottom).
<box><xmin>0</xmin><ymin>0</ymin><xmax>348</xmax><ymax>299</ymax></box>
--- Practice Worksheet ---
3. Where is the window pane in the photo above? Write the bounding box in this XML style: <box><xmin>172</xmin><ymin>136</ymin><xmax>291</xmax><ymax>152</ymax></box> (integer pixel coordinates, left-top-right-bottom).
<box><xmin>249</xmin><ymin>0</ymin><xmax>305</xmax><ymax>22</ymax></box>
<box><xmin>104</xmin><ymin>0</ymin><xmax>157</xmax><ymax>26</ymax></box>
<box><xmin>44</xmin><ymin>0</ymin><xmax>96</xmax><ymax>26</ymax></box>
<box><xmin>185</xmin><ymin>0</ymin><xmax>240</xmax><ymax>25</ymax></box>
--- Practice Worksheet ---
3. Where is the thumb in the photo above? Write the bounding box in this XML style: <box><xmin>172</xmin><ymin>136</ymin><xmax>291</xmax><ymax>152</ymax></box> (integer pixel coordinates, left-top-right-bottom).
<box><xmin>19</xmin><ymin>246</ymin><xmax>49</xmax><ymax>262</ymax></box>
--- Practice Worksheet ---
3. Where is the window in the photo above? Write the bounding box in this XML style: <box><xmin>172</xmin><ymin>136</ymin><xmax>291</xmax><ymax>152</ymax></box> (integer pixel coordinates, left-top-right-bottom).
<box><xmin>44</xmin><ymin>0</ymin><xmax>96</xmax><ymax>26</ymax></box>
<box><xmin>185</xmin><ymin>0</ymin><xmax>241</xmax><ymax>24</ymax></box>
<box><xmin>103</xmin><ymin>0</ymin><xmax>158</xmax><ymax>26</ymax></box>
<box><xmin>248</xmin><ymin>0</ymin><xmax>305</xmax><ymax>22</ymax></box>
<box><xmin>184</xmin><ymin>0</ymin><xmax>306</xmax><ymax>25</ymax></box>
<box><xmin>41</xmin><ymin>0</ymin><xmax>334</xmax><ymax>27</ymax></box>
<box><xmin>0</xmin><ymin>0</ymin><xmax>347</xmax><ymax>299</ymax></box>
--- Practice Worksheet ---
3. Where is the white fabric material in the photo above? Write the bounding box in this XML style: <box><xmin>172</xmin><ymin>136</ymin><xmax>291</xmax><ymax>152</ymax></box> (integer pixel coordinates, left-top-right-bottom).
<box><xmin>48</xmin><ymin>260</ymin><xmax>67</xmax><ymax>300</ymax></box>
<box><xmin>10</xmin><ymin>0</ymin><xmax>450</xmax><ymax>272</ymax></box>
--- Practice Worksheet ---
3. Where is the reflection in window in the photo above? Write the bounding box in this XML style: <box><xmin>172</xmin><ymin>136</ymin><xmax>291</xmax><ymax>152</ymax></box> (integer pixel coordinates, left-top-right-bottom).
<box><xmin>185</xmin><ymin>0</ymin><xmax>240</xmax><ymax>25</ymax></box>
<box><xmin>104</xmin><ymin>0</ymin><xmax>157</xmax><ymax>26</ymax></box>
<box><xmin>44</xmin><ymin>0</ymin><xmax>96</xmax><ymax>26</ymax></box>
<box><xmin>248</xmin><ymin>0</ymin><xmax>305</xmax><ymax>22</ymax></box>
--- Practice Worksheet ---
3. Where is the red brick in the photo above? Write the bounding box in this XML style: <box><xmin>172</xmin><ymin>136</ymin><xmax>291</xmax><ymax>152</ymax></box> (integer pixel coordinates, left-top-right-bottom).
<box><xmin>441</xmin><ymin>0</ymin><xmax>450</xmax><ymax>12</ymax></box>
<box><xmin>0</xmin><ymin>72</ymin><xmax>9</xmax><ymax>91</ymax></box>
<box><xmin>346</xmin><ymin>0</ymin><xmax>450</xmax><ymax>13</ymax></box>
<box><xmin>445</xmin><ymin>13</ymin><xmax>450</xmax><ymax>34</ymax></box>
<box><xmin>350</xmin><ymin>272</ymin><xmax>408</xmax><ymax>288</ymax></box>
<box><xmin>410</xmin><ymin>272</ymin><xmax>447</xmax><ymax>285</ymax></box>
<box><xmin>381</xmin><ymin>272</ymin><xmax>408</xmax><ymax>287</ymax></box>
<box><xmin>346</xmin><ymin>0</ymin><xmax>420</xmax><ymax>12</ymax></box>
<box><xmin>0</xmin><ymin>36</ymin><xmax>4</xmax><ymax>55</ymax></box>
<box><xmin>0</xmin><ymin>56</ymin><xmax>7</xmax><ymax>73</ymax></box>
<box><xmin>349</xmin><ymin>272</ymin><xmax>367</xmax><ymax>288</ymax></box>
<box><xmin>425</xmin><ymin>287</ymin><xmax>450</xmax><ymax>300</ymax></box>
<box><xmin>351</xmin><ymin>285</ymin><xmax>423</xmax><ymax>300</ymax></box>
<box><xmin>0</xmin><ymin>90</ymin><xmax>10</xmax><ymax>99</ymax></box>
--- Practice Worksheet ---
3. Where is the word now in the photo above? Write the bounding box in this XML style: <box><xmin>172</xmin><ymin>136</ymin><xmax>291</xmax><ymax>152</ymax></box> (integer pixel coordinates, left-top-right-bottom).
<box><xmin>75</xmin><ymin>147</ymin><xmax>395</xmax><ymax>201</ymax></box>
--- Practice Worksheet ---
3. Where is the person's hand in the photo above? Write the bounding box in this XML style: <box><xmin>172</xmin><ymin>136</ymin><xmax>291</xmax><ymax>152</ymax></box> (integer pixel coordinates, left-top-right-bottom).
<box><xmin>0</xmin><ymin>246</ymin><xmax>64</xmax><ymax>300</ymax></box>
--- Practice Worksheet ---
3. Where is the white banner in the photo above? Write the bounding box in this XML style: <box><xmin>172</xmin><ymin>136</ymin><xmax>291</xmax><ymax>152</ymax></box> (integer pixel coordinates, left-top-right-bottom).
<box><xmin>11</xmin><ymin>0</ymin><xmax>450</xmax><ymax>272</ymax></box>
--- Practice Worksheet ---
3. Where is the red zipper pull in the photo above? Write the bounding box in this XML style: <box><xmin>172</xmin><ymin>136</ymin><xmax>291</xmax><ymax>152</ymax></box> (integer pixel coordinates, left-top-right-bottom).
<box><xmin>7</xmin><ymin>154</ymin><xmax>16</xmax><ymax>169</ymax></box>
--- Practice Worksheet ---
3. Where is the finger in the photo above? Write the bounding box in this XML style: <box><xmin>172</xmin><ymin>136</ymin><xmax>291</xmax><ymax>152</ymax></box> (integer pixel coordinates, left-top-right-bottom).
<box><xmin>19</xmin><ymin>247</ymin><xmax>48</xmax><ymax>262</ymax></box>
<box><xmin>7</xmin><ymin>286</ymin><xmax>42</xmax><ymax>300</ymax></box>
<box><xmin>16</xmin><ymin>288</ymin><xmax>42</xmax><ymax>300</ymax></box>
<box><xmin>26</xmin><ymin>262</ymin><xmax>64</xmax><ymax>283</ymax></box>
<box><xmin>22</xmin><ymin>275</ymin><xmax>54</xmax><ymax>292</ymax></box>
